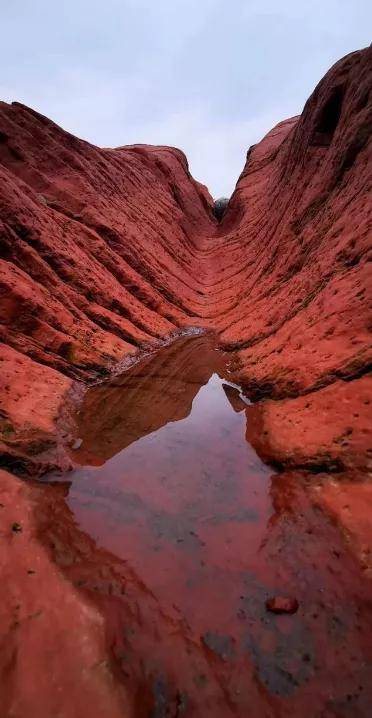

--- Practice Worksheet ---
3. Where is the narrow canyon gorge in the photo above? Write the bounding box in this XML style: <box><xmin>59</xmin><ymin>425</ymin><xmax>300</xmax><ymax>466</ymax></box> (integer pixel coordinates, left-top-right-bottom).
<box><xmin>0</xmin><ymin>47</ymin><xmax>371</xmax><ymax>717</ymax></box>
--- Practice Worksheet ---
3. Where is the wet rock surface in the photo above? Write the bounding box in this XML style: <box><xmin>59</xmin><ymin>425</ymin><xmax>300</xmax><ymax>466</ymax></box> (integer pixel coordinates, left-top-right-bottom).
<box><xmin>3</xmin><ymin>337</ymin><xmax>372</xmax><ymax>717</ymax></box>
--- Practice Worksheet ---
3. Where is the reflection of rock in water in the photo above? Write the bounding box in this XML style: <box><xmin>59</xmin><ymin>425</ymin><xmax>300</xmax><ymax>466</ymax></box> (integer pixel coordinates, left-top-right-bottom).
<box><xmin>39</xmin><ymin>344</ymin><xmax>372</xmax><ymax>718</ymax></box>
<box><xmin>73</xmin><ymin>334</ymin><xmax>225</xmax><ymax>465</ymax></box>
<box><xmin>222</xmin><ymin>383</ymin><xmax>247</xmax><ymax>413</ymax></box>
<box><xmin>40</xmin><ymin>463</ymin><xmax>372</xmax><ymax>718</ymax></box>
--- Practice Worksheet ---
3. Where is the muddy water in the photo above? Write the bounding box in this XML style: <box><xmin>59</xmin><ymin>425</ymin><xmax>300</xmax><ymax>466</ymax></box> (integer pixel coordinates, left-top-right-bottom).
<box><xmin>47</xmin><ymin>335</ymin><xmax>372</xmax><ymax>717</ymax></box>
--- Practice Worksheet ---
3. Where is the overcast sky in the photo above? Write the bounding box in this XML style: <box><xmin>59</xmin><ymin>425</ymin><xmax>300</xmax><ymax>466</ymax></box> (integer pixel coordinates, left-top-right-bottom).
<box><xmin>1</xmin><ymin>1</ymin><xmax>371</xmax><ymax>197</ymax></box>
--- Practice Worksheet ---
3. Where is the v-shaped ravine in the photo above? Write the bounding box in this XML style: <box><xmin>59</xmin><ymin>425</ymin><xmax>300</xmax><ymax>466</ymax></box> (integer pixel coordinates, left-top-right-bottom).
<box><xmin>0</xmin><ymin>47</ymin><xmax>371</xmax><ymax>718</ymax></box>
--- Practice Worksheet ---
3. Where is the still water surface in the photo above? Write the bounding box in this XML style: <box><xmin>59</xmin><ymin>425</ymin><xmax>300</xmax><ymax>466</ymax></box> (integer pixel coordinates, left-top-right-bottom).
<box><xmin>69</xmin><ymin>335</ymin><xmax>272</xmax><ymax>623</ymax></box>
<box><xmin>46</xmin><ymin>335</ymin><xmax>372</xmax><ymax>717</ymax></box>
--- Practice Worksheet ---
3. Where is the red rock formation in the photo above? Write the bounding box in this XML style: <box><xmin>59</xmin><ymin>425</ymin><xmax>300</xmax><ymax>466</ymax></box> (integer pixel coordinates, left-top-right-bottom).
<box><xmin>0</xmin><ymin>102</ymin><xmax>213</xmax><ymax>381</ymax></box>
<box><xmin>0</xmin><ymin>46</ymin><xmax>371</xmax><ymax>718</ymax></box>
<box><xmin>0</xmin><ymin>469</ymin><xmax>132</xmax><ymax>718</ymax></box>
<box><xmin>1</xmin><ymin>48</ymin><xmax>371</xmax><ymax>471</ymax></box>
<box><xmin>210</xmin><ymin>48</ymin><xmax>372</xmax><ymax>475</ymax></box>
<box><xmin>0</xmin><ymin>103</ymin><xmax>214</xmax><ymax>471</ymax></box>
<box><xmin>213</xmin><ymin>48</ymin><xmax>372</xmax><ymax>401</ymax></box>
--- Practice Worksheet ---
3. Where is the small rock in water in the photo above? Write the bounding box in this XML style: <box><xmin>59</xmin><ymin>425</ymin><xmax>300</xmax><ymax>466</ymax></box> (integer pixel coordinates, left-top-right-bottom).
<box><xmin>266</xmin><ymin>596</ymin><xmax>299</xmax><ymax>614</ymax></box>
<box><xmin>71</xmin><ymin>438</ymin><xmax>83</xmax><ymax>450</ymax></box>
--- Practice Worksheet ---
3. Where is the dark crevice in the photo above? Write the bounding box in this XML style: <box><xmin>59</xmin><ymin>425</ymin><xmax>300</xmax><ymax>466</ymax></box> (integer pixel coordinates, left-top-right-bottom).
<box><xmin>310</xmin><ymin>86</ymin><xmax>345</xmax><ymax>147</ymax></box>
<box><xmin>213</xmin><ymin>198</ymin><xmax>229</xmax><ymax>222</ymax></box>
<box><xmin>269</xmin><ymin>457</ymin><xmax>345</xmax><ymax>475</ymax></box>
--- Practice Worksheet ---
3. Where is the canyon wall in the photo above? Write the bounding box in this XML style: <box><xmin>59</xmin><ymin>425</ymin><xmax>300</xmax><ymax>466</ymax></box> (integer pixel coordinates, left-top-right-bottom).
<box><xmin>0</xmin><ymin>105</ymin><xmax>213</xmax><ymax>470</ymax></box>
<box><xmin>0</xmin><ymin>102</ymin><xmax>213</xmax><ymax>380</ymax></box>
<box><xmin>0</xmin><ymin>46</ymin><xmax>371</xmax><ymax>718</ymax></box>
<box><xmin>210</xmin><ymin>47</ymin><xmax>372</xmax><ymax>475</ymax></box>
<box><xmin>1</xmin><ymin>48</ymin><xmax>371</xmax><ymax>476</ymax></box>
<box><xmin>216</xmin><ymin>48</ymin><xmax>372</xmax><ymax>398</ymax></box>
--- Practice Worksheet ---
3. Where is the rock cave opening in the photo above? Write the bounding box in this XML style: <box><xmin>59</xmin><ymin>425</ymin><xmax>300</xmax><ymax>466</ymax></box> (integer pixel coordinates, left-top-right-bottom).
<box><xmin>312</xmin><ymin>85</ymin><xmax>345</xmax><ymax>146</ymax></box>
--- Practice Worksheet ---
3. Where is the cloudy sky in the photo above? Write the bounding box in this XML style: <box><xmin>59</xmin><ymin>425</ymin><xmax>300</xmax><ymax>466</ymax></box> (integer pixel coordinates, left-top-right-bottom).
<box><xmin>1</xmin><ymin>1</ymin><xmax>371</xmax><ymax>197</ymax></box>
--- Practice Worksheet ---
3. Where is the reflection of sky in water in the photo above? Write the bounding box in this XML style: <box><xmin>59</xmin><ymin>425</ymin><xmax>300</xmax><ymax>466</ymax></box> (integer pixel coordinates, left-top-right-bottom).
<box><xmin>105</xmin><ymin>373</ymin><xmax>259</xmax><ymax>482</ymax></box>
<box><xmin>68</xmin><ymin>369</ymin><xmax>271</xmax><ymax>530</ymax></box>
<box><xmin>64</xmin><ymin>361</ymin><xmax>276</xmax><ymax>659</ymax></box>
<box><xmin>44</xmin><ymin>338</ymin><xmax>372</xmax><ymax>710</ymax></box>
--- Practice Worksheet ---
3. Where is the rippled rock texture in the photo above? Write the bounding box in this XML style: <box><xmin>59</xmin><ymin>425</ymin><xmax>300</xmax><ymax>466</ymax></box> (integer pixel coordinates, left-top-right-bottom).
<box><xmin>1</xmin><ymin>48</ymin><xmax>371</xmax><ymax>474</ymax></box>
<box><xmin>209</xmin><ymin>47</ymin><xmax>372</xmax><ymax>476</ymax></box>
<box><xmin>0</xmin><ymin>47</ymin><xmax>371</xmax><ymax>718</ymax></box>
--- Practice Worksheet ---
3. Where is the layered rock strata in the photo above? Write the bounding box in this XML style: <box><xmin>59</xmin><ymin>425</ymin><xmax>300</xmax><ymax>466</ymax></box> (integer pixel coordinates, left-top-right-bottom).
<box><xmin>0</xmin><ymin>46</ymin><xmax>371</xmax><ymax>718</ymax></box>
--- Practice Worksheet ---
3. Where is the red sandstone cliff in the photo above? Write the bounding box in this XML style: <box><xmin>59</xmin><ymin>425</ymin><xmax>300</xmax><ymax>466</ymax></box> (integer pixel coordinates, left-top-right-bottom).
<box><xmin>2</xmin><ymin>48</ymin><xmax>371</xmax><ymax>475</ymax></box>
<box><xmin>209</xmin><ymin>48</ymin><xmax>372</xmax><ymax>475</ymax></box>
<box><xmin>216</xmin><ymin>49</ymin><xmax>372</xmax><ymax>398</ymax></box>
<box><xmin>0</xmin><ymin>105</ymin><xmax>213</xmax><ymax>470</ymax></box>
<box><xmin>0</xmin><ymin>103</ymin><xmax>213</xmax><ymax>380</ymax></box>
